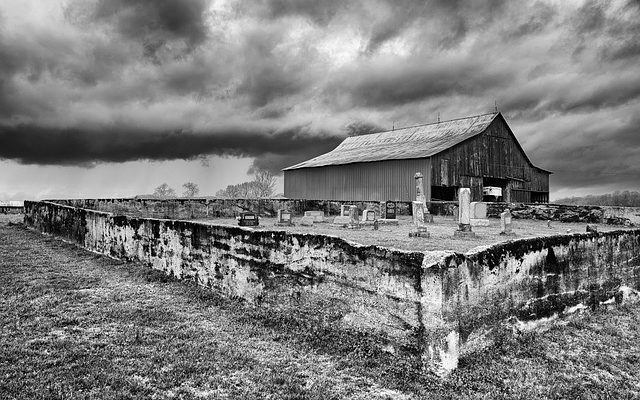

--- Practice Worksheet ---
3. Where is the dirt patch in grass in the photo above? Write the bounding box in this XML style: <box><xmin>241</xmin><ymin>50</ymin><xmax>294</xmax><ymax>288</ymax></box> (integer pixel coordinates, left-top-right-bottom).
<box><xmin>2</xmin><ymin>217</ymin><xmax>640</xmax><ymax>399</ymax></box>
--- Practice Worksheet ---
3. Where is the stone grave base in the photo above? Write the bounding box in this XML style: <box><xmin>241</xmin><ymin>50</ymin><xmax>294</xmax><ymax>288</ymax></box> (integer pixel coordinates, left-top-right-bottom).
<box><xmin>378</xmin><ymin>218</ymin><xmax>399</xmax><ymax>225</ymax></box>
<box><xmin>454</xmin><ymin>230</ymin><xmax>476</xmax><ymax>238</ymax></box>
<box><xmin>409</xmin><ymin>231</ymin><xmax>430</xmax><ymax>238</ymax></box>
<box><xmin>499</xmin><ymin>231</ymin><xmax>516</xmax><ymax>237</ymax></box>
<box><xmin>275</xmin><ymin>222</ymin><xmax>293</xmax><ymax>226</ymax></box>
<box><xmin>409</xmin><ymin>226</ymin><xmax>430</xmax><ymax>238</ymax></box>
<box><xmin>470</xmin><ymin>218</ymin><xmax>490</xmax><ymax>227</ymax></box>
<box><xmin>332</xmin><ymin>216</ymin><xmax>351</xmax><ymax>226</ymax></box>
<box><xmin>300</xmin><ymin>216</ymin><xmax>315</xmax><ymax>226</ymax></box>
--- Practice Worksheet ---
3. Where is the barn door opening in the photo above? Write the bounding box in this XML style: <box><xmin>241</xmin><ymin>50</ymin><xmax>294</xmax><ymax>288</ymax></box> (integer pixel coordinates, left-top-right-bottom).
<box><xmin>482</xmin><ymin>177</ymin><xmax>507</xmax><ymax>202</ymax></box>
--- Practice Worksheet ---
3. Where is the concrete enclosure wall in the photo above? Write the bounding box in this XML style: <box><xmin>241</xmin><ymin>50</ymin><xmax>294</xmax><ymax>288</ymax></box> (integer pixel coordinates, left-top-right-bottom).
<box><xmin>49</xmin><ymin>198</ymin><xmax>638</xmax><ymax>226</ymax></box>
<box><xmin>24</xmin><ymin>200</ymin><xmax>640</xmax><ymax>374</ymax></box>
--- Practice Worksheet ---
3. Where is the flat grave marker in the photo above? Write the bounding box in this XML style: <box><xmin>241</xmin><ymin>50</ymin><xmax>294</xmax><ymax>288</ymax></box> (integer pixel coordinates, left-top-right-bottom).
<box><xmin>304</xmin><ymin>210</ymin><xmax>325</xmax><ymax>223</ymax></box>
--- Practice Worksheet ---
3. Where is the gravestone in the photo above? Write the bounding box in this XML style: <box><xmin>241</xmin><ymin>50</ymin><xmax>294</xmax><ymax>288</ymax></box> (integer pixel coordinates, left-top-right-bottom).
<box><xmin>385</xmin><ymin>201</ymin><xmax>397</xmax><ymax>219</ymax></box>
<box><xmin>412</xmin><ymin>201</ymin><xmax>425</xmax><ymax>226</ymax></box>
<box><xmin>333</xmin><ymin>205</ymin><xmax>354</xmax><ymax>226</ymax></box>
<box><xmin>415</xmin><ymin>172</ymin><xmax>433</xmax><ymax>222</ymax></box>
<box><xmin>361</xmin><ymin>209</ymin><xmax>377</xmax><ymax>224</ymax></box>
<box><xmin>276</xmin><ymin>209</ymin><xmax>293</xmax><ymax>226</ymax></box>
<box><xmin>454</xmin><ymin>188</ymin><xmax>475</xmax><ymax>237</ymax></box>
<box><xmin>415</xmin><ymin>172</ymin><xmax>426</xmax><ymax>204</ymax></box>
<box><xmin>238</xmin><ymin>212</ymin><xmax>259</xmax><ymax>227</ymax></box>
<box><xmin>340</xmin><ymin>205</ymin><xmax>355</xmax><ymax>217</ymax></box>
<box><xmin>378</xmin><ymin>201</ymin><xmax>399</xmax><ymax>225</ymax></box>
<box><xmin>409</xmin><ymin>201</ymin><xmax>430</xmax><ymax>238</ymax></box>
<box><xmin>499</xmin><ymin>209</ymin><xmax>515</xmax><ymax>236</ymax></box>
<box><xmin>304</xmin><ymin>210</ymin><xmax>325</xmax><ymax>222</ymax></box>
<box><xmin>470</xmin><ymin>202</ymin><xmax>490</xmax><ymax>227</ymax></box>
<box><xmin>348</xmin><ymin>206</ymin><xmax>361</xmax><ymax>229</ymax></box>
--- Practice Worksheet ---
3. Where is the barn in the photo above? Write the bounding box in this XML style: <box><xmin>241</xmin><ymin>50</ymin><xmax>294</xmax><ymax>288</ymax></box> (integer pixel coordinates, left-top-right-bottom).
<box><xmin>283</xmin><ymin>112</ymin><xmax>550</xmax><ymax>203</ymax></box>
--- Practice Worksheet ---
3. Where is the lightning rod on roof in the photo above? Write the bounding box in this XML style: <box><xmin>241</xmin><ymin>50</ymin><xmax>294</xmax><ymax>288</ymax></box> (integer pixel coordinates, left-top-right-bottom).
<box><xmin>392</xmin><ymin>120</ymin><xmax>395</xmax><ymax>131</ymax></box>
<box><xmin>437</xmin><ymin>112</ymin><xmax>440</xmax><ymax>123</ymax></box>
<box><xmin>494</xmin><ymin>100</ymin><xmax>498</xmax><ymax>113</ymax></box>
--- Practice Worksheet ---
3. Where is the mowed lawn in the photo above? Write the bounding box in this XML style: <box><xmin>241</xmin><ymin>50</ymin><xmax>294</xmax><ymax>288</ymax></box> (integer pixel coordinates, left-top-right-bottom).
<box><xmin>1</xmin><ymin>215</ymin><xmax>640</xmax><ymax>399</ymax></box>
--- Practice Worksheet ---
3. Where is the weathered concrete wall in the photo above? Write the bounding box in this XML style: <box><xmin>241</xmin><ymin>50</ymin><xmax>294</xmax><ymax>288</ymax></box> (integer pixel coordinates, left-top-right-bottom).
<box><xmin>24</xmin><ymin>201</ymin><xmax>430</xmax><ymax>347</ymax></box>
<box><xmin>23</xmin><ymin>200</ymin><xmax>640</xmax><ymax>374</ymax></box>
<box><xmin>435</xmin><ymin>233</ymin><xmax>640</xmax><ymax>344</ymax></box>
<box><xmin>51</xmin><ymin>198</ymin><xmax>638</xmax><ymax>225</ymax></box>
<box><xmin>49</xmin><ymin>198</ymin><xmax>413</xmax><ymax>219</ymax></box>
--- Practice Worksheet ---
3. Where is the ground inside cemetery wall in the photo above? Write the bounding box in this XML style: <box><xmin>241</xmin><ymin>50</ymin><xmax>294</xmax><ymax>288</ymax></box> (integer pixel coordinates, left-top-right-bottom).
<box><xmin>192</xmin><ymin>215</ymin><xmax>635</xmax><ymax>253</ymax></box>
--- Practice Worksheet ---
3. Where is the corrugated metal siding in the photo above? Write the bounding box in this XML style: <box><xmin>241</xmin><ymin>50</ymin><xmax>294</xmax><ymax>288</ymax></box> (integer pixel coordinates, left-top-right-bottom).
<box><xmin>284</xmin><ymin>158</ymin><xmax>431</xmax><ymax>202</ymax></box>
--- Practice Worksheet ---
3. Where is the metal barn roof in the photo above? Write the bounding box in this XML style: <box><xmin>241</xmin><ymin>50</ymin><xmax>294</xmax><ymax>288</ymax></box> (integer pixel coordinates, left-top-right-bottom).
<box><xmin>284</xmin><ymin>113</ymin><xmax>499</xmax><ymax>170</ymax></box>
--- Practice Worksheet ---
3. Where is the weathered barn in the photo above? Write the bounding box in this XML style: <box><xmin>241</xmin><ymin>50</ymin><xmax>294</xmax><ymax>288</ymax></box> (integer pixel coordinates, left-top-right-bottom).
<box><xmin>283</xmin><ymin>112</ymin><xmax>550</xmax><ymax>203</ymax></box>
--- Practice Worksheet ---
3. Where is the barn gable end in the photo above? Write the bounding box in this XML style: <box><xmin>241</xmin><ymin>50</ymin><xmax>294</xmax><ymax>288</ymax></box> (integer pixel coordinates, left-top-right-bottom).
<box><xmin>430</xmin><ymin>114</ymin><xmax>550</xmax><ymax>202</ymax></box>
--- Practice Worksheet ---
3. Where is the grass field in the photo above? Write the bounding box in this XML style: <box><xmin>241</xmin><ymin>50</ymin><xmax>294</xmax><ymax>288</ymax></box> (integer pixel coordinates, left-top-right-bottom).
<box><xmin>2</xmin><ymin>214</ymin><xmax>640</xmax><ymax>399</ymax></box>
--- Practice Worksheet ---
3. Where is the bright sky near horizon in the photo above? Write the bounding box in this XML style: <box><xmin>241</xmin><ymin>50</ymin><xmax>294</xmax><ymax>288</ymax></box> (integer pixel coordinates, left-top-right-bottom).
<box><xmin>1</xmin><ymin>0</ymin><xmax>639</xmax><ymax>200</ymax></box>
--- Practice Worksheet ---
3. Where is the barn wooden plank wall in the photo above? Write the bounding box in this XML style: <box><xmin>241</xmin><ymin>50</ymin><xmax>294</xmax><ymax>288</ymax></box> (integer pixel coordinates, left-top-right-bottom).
<box><xmin>284</xmin><ymin>158</ymin><xmax>431</xmax><ymax>202</ymax></box>
<box><xmin>430</xmin><ymin>115</ymin><xmax>549</xmax><ymax>202</ymax></box>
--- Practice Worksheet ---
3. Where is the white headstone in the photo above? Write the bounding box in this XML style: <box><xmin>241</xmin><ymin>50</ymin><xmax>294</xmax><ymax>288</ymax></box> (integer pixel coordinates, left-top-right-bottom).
<box><xmin>500</xmin><ymin>209</ymin><xmax>515</xmax><ymax>236</ymax></box>
<box><xmin>361</xmin><ymin>209</ymin><xmax>376</xmax><ymax>223</ymax></box>
<box><xmin>304</xmin><ymin>210</ymin><xmax>325</xmax><ymax>222</ymax></box>
<box><xmin>415</xmin><ymin>172</ymin><xmax>426</xmax><ymax>205</ymax></box>
<box><xmin>458</xmin><ymin>188</ymin><xmax>471</xmax><ymax>225</ymax></box>
<box><xmin>470</xmin><ymin>201</ymin><xmax>489</xmax><ymax>226</ymax></box>
<box><xmin>412</xmin><ymin>201</ymin><xmax>425</xmax><ymax>226</ymax></box>
<box><xmin>470</xmin><ymin>202</ymin><xmax>487</xmax><ymax>219</ymax></box>
<box><xmin>340</xmin><ymin>205</ymin><xmax>354</xmax><ymax>217</ymax></box>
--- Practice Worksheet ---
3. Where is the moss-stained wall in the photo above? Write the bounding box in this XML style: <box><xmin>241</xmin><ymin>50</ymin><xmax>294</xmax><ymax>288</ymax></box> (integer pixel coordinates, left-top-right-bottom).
<box><xmin>23</xmin><ymin>200</ymin><xmax>640</xmax><ymax>375</ymax></box>
<box><xmin>25</xmin><ymin>201</ymin><xmax>433</xmax><ymax>348</ymax></box>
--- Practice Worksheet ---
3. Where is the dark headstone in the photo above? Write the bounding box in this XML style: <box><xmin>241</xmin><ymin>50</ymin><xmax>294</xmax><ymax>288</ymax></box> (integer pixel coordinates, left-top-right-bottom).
<box><xmin>238</xmin><ymin>212</ymin><xmax>259</xmax><ymax>226</ymax></box>
<box><xmin>385</xmin><ymin>201</ymin><xmax>397</xmax><ymax>219</ymax></box>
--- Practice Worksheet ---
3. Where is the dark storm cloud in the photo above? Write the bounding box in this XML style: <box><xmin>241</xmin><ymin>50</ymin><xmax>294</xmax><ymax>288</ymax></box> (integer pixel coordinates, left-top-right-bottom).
<box><xmin>526</xmin><ymin>113</ymin><xmax>640</xmax><ymax>190</ymax></box>
<box><xmin>0</xmin><ymin>123</ymin><xmax>344</xmax><ymax>171</ymax></box>
<box><xmin>257</xmin><ymin>0</ymin><xmax>345</xmax><ymax>25</ymax></box>
<box><xmin>92</xmin><ymin>0</ymin><xmax>209</xmax><ymax>48</ymax></box>
<box><xmin>328</xmin><ymin>60</ymin><xmax>513</xmax><ymax>108</ymax></box>
<box><xmin>236</xmin><ymin>26</ymin><xmax>319</xmax><ymax>107</ymax></box>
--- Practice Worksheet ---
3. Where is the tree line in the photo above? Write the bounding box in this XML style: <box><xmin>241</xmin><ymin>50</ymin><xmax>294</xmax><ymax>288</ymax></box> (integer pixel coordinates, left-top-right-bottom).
<box><xmin>555</xmin><ymin>190</ymin><xmax>640</xmax><ymax>207</ymax></box>
<box><xmin>150</xmin><ymin>170</ymin><xmax>277</xmax><ymax>199</ymax></box>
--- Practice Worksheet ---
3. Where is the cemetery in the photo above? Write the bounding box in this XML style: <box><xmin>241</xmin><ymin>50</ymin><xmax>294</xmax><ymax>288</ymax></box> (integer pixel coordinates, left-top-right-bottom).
<box><xmin>22</xmin><ymin>179</ymin><xmax>640</xmax><ymax>375</ymax></box>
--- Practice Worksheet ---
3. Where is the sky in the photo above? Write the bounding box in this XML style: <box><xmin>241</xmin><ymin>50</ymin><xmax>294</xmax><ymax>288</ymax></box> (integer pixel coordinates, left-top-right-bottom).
<box><xmin>0</xmin><ymin>0</ymin><xmax>639</xmax><ymax>200</ymax></box>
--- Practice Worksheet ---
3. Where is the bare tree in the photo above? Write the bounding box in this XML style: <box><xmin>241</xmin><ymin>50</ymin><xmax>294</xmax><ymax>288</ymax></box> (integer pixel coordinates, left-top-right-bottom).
<box><xmin>252</xmin><ymin>170</ymin><xmax>276</xmax><ymax>198</ymax></box>
<box><xmin>214</xmin><ymin>171</ymin><xmax>276</xmax><ymax>198</ymax></box>
<box><xmin>153</xmin><ymin>183</ymin><xmax>176</xmax><ymax>198</ymax></box>
<box><xmin>182</xmin><ymin>182</ymin><xmax>200</xmax><ymax>197</ymax></box>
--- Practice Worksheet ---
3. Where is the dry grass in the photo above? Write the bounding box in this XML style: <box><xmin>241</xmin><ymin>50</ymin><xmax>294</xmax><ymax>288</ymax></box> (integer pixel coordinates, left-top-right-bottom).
<box><xmin>195</xmin><ymin>215</ymin><xmax>634</xmax><ymax>253</ymax></box>
<box><xmin>2</xmin><ymin>214</ymin><xmax>640</xmax><ymax>399</ymax></box>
